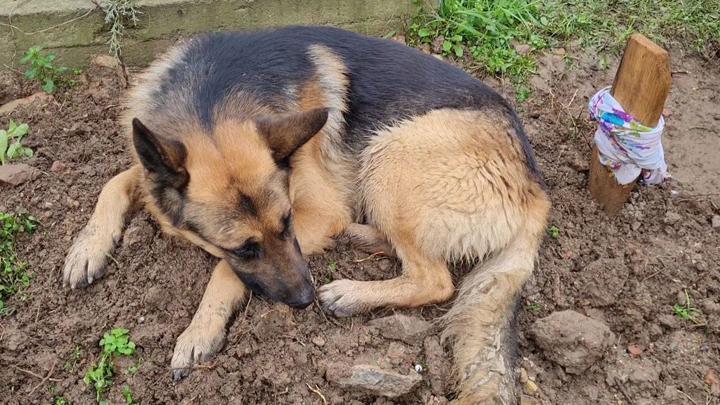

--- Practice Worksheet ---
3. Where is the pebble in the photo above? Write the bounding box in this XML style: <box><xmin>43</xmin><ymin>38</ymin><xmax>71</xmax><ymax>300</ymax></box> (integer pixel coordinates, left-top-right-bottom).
<box><xmin>368</xmin><ymin>314</ymin><xmax>432</xmax><ymax>345</ymax></box>
<box><xmin>311</xmin><ymin>336</ymin><xmax>326</xmax><ymax>347</ymax></box>
<box><xmin>0</xmin><ymin>163</ymin><xmax>39</xmax><ymax>186</ymax></box>
<box><xmin>530</xmin><ymin>310</ymin><xmax>615</xmax><ymax>374</ymax></box>
<box><xmin>325</xmin><ymin>363</ymin><xmax>422</xmax><ymax>398</ymax></box>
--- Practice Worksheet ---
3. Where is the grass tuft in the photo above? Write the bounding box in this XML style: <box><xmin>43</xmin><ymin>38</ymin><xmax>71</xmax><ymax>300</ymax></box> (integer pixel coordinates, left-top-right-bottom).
<box><xmin>408</xmin><ymin>0</ymin><xmax>720</xmax><ymax>98</ymax></box>
<box><xmin>0</xmin><ymin>212</ymin><xmax>38</xmax><ymax>315</ymax></box>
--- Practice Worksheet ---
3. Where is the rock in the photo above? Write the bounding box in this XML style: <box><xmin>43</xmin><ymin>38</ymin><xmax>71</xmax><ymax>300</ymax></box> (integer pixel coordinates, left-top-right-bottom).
<box><xmin>530</xmin><ymin>310</ymin><xmax>615</xmax><ymax>374</ymax></box>
<box><xmin>627</xmin><ymin>344</ymin><xmax>643</xmax><ymax>358</ymax></box>
<box><xmin>312</xmin><ymin>336</ymin><xmax>326</xmax><ymax>347</ymax></box>
<box><xmin>658</xmin><ymin>314</ymin><xmax>678</xmax><ymax>329</ymax></box>
<box><xmin>705</xmin><ymin>369</ymin><xmax>720</xmax><ymax>395</ymax></box>
<box><xmin>513</xmin><ymin>43</ymin><xmax>532</xmax><ymax>56</ymax></box>
<box><xmin>377</xmin><ymin>258</ymin><xmax>392</xmax><ymax>271</ymax></box>
<box><xmin>701</xmin><ymin>299</ymin><xmax>720</xmax><ymax>314</ymax></box>
<box><xmin>91</xmin><ymin>54</ymin><xmax>120</xmax><ymax>69</ymax></box>
<box><xmin>712</xmin><ymin>215</ymin><xmax>720</xmax><ymax>229</ymax></box>
<box><xmin>368</xmin><ymin>314</ymin><xmax>432</xmax><ymax>344</ymax></box>
<box><xmin>50</xmin><ymin>160</ymin><xmax>67</xmax><ymax>173</ymax></box>
<box><xmin>663</xmin><ymin>211</ymin><xmax>682</xmax><ymax>225</ymax></box>
<box><xmin>423</xmin><ymin>336</ymin><xmax>450</xmax><ymax>396</ymax></box>
<box><xmin>0</xmin><ymin>92</ymin><xmax>52</xmax><ymax>114</ymax></box>
<box><xmin>386</xmin><ymin>342</ymin><xmax>410</xmax><ymax>365</ymax></box>
<box><xmin>326</xmin><ymin>363</ymin><xmax>422</xmax><ymax>398</ymax></box>
<box><xmin>0</xmin><ymin>163</ymin><xmax>39</xmax><ymax>186</ymax></box>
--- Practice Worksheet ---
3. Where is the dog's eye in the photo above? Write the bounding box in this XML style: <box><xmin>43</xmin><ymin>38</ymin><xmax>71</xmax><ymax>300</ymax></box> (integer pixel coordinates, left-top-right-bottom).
<box><xmin>232</xmin><ymin>240</ymin><xmax>262</xmax><ymax>260</ymax></box>
<box><xmin>280</xmin><ymin>212</ymin><xmax>292</xmax><ymax>240</ymax></box>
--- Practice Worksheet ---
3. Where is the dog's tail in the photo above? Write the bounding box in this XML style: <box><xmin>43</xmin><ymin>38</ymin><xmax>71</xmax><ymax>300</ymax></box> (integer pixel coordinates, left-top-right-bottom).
<box><xmin>441</xmin><ymin>200</ymin><xmax>548</xmax><ymax>404</ymax></box>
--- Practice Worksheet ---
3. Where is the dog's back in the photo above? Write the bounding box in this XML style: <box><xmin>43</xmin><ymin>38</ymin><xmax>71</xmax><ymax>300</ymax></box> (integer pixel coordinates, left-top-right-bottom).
<box><xmin>125</xmin><ymin>26</ymin><xmax>541</xmax><ymax>180</ymax></box>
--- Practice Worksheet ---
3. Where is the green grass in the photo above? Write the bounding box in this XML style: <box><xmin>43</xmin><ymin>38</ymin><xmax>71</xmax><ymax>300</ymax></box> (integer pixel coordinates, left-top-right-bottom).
<box><xmin>84</xmin><ymin>328</ymin><xmax>137</xmax><ymax>404</ymax></box>
<box><xmin>547</xmin><ymin>225</ymin><xmax>560</xmax><ymax>239</ymax></box>
<box><xmin>408</xmin><ymin>0</ymin><xmax>720</xmax><ymax>98</ymax></box>
<box><xmin>673</xmin><ymin>289</ymin><xmax>699</xmax><ymax>322</ymax></box>
<box><xmin>0</xmin><ymin>212</ymin><xmax>38</xmax><ymax>315</ymax></box>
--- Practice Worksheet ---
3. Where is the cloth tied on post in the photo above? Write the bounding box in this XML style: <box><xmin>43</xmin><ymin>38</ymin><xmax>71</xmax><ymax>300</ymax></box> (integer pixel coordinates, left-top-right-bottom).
<box><xmin>588</xmin><ymin>86</ymin><xmax>669</xmax><ymax>185</ymax></box>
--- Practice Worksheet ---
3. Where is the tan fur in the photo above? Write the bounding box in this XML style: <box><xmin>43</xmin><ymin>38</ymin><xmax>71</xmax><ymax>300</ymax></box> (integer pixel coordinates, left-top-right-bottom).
<box><xmin>289</xmin><ymin>45</ymin><xmax>356</xmax><ymax>254</ymax></box>
<box><xmin>171</xmin><ymin>259</ymin><xmax>247</xmax><ymax>379</ymax></box>
<box><xmin>319</xmin><ymin>109</ymin><xmax>550</xmax><ymax>403</ymax></box>
<box><xmin>66</xmin><ymin>38</ymin><xmax>549</xmax><ymax>402</ymax></box>
<box><xmin>62</xmin><ymin>166</ymin><xmax>142</xmax><ymax>288</ymax></box>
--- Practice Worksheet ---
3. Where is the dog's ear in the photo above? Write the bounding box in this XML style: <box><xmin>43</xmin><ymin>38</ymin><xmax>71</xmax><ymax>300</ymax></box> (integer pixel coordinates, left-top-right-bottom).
<box><xmin>255</xmin><ymin>108</ymin><xmax>329</xmax><ymax>161</ymax></box>
<box><xmin>132</xmin><ymin>118</ymin><xmax>189</xmax><ymax>189</ymax></box>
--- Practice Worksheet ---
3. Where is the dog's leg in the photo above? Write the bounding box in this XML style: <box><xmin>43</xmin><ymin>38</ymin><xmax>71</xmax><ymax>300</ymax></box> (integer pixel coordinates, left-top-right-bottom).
<box><xmin>344</xmin><ymin>223</ymin><xmax>395</xmax><ymax>257</ymax></box>
<box><xmin>63</xmin><ymin>166</ymin><xmax>141</xmax><ymax>288</ymax></box>
<box><xmin>319</xmin><ymin>225</ymin><xmax>454</xmax><ymax>317</ymax></box>
<box><xmin>171</xmin><ymin>259</ymin><xmax>246</xmax><ymax>380</ymax></box>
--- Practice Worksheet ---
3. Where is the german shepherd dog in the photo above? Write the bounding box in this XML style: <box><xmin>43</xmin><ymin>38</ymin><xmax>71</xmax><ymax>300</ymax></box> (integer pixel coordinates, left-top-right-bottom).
<box><xmin>63</xmin><ymin>26</ymin><xmax>549</xmax><ymax>403</ymax></box>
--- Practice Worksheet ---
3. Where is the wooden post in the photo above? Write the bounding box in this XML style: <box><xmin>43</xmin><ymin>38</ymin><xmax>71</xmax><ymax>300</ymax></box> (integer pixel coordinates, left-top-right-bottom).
<box><xmin>588</xmin><ymin>34</ymin><xmax>671</xmax><ymax>216</ymax></box>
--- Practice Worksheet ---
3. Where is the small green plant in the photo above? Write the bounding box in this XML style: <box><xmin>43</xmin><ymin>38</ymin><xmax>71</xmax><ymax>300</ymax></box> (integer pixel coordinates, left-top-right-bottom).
<box><xmin>20</xmin><ymin>47</ymin><xmax>76</xmax><ymax>94</ymax></box>
<box><xmin>64</xmin><ymin>345</ymin><xmax>83</xmax><ymax>372</ymax></box>
<box><xmin>0</xmin><ymin>212</ymin><xmax>38</xmax><ymax>315</ymax></box>
<box><xmin>327</xmin><ymin>260</ymin><xmax>337</xmax><ymax>273</ymax></box>
<box><xmin>673</xmin><ymin>290</ymin><xmax>699</xmax><ymax>322</ymax></box>
<box><xmin>547</xmin><ymin>225</ymin><xmax>560</xmax><ymax>239</ymax></box>
<box><xmin>121</xmin><ymin>386</ymin><xmax>135</xmax><ymax>405</ymax></box>
<box><xmin>84</xmin><ymin>328</ymin><xmax>137</xmax><ymax>404</ymax></box>
<box><xmin>526</xmin><ymin>302</ymin><xmax>541</xmax><ymax>314</ymax></box>
<box><xmin>0</xmin><ymin>121</ymin><xmax>33</xmax><ymax>165</ymax></box>
<box><xmin>99</xmin><ymin>0</ymin><xmax>141</xmax><ymax>59</ymax></box>
<box><xmin>54</xmin><ymin>396</ymin><xmax>71</xmax><ymax>405</ymax></box>
<box><xmin>127</xmin><ymin>364</ymin><xmax>139</xmax><ymax>376</ymax></box>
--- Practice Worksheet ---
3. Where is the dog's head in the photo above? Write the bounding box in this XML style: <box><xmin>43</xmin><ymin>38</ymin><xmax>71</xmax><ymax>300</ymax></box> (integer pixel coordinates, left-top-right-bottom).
<box><xmin>131</xmin><ymin>108</ymin><xmax>329</xmax><ymax>309</ymax></box>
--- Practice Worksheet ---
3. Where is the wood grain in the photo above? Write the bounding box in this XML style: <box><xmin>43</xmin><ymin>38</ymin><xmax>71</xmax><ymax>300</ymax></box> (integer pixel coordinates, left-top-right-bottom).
<box><xmin>588</xmin><ymin>33</ymin><xmax>671</xmax><ymax>216</ymax></box>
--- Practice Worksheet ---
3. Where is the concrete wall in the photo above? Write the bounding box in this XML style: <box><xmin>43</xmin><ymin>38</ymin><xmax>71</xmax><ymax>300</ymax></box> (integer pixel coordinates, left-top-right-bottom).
<box><xmin>0</xmin><ymin>0</ymin><xmax>418</xmax><ymax>67</ymax></box>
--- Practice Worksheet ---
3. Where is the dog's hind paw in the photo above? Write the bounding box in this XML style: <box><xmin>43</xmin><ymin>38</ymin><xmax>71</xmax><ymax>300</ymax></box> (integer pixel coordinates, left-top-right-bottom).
<box><xmin>62</xmin><ymin>226</ymin><xmax>115</xmax><ymax>289</ymax></box>
<box><xmin>171</xmin><ymin>322</ymin><xmax>225</xmax><ymax>381</ymax></box>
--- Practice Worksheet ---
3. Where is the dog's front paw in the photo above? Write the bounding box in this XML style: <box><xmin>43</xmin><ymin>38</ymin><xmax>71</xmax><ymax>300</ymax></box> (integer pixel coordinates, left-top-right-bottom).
<box><xmin>62</xmin><ymin>227</ymin><xmax>115</xmax><ymax>289</ymax></box>
<box><xmin>318</xmin><ymin>279</ymin><xmax>368</xmax><ymax>318</ymax></box>
<box><xmin>171</xmin><ymin>322</ymin><xmax>225</xmax><ymax>381</ymax></box>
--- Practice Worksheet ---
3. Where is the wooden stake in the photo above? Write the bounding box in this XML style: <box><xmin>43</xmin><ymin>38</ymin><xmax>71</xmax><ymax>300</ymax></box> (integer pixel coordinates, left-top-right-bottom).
<box><xmin>588</xmin><ymin>33</ymin><xmax>671</xmax><ymax>216</ymax></box>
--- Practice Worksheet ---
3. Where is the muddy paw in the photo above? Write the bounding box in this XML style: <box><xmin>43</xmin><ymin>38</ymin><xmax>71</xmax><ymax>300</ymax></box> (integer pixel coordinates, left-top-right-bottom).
<box><xmin>171</xmin><ymin>323</ymin><xmax>225</xmax><ymax>381</ymax></box>
<box><xmin>62</xmin><ymin>226</ymin><xmax>115</xmax><ymax>288</ymax></box>
<box><xmin>318</xmin><ymin>279</ymin><xmax>367</xmax><ymax>318</ymax></box>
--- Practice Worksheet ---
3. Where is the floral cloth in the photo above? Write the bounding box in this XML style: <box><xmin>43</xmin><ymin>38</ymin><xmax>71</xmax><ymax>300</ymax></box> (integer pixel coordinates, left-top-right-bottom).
<box><xmin>589</xmin><ymin>87</ymin><xmax>668</xmax><ymax>185</ymax></box>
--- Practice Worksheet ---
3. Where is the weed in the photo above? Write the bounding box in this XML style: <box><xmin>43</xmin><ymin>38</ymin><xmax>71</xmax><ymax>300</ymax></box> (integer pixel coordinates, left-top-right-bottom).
<box><xmin>673</xmin><ymin>289</ymin><xmax>699</xmax><ymax>322</ymax></box>
<box><xmin>408</xmin><ymin>0</ymin><xmax>720</xmax><ymax>94</ymax></box>
<box><xmin>0</xmin><ymin>120</ymin><xmax>33</xmax><ymax>165</ymax></box>
<box><xmin>64</xmin><ymin>345</ymin><xmax>83</xmax><ymax>373</ymax></box>
<box><xmin>20</xmin><ymin>47</ymin><xmax>77</xmax><ymax>94</ymax></box>
<box><xmin>327</xmin><ymin>260</ymin><xmax>337</xmax><ymax>273</ymax></box>
<box><xmin>99</xmin><ymin>0</ymin><xmax>141</xmax><ymax>59</ymax></box>
<box><xmin>0</xmin><ymin>212</ymin><xmax>38</xmax><ymax>315</ymax></box>
<box><xmin>121</xmin><ymin>386</ymin><xmax>136</xmax><ymax>405</ymax></box>
<box><xmin>54</xmin><ymin>396</ymin><xmax>71</xmax><ymax>405</ymax></box>
<box><xmin>526</xmin><ymin>302</ymin><xmax>541</xmax><ymax>314</ymax></box>
<box><xmin>547</xmin><ymin>225</ymin><xmax>560</xmax><ymax>239</ymax></box>
<box><xmin>84</xmin><ymin>328</ymin><xmax>137</xmax><ymax>404</ymax></box>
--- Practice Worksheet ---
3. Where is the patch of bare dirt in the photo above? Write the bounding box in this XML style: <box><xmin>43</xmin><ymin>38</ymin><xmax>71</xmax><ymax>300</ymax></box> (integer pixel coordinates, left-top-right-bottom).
<box><xmin>0</xmin><ymin>47</ymin><xmax>718</xmax><ymax>405</ymax></box>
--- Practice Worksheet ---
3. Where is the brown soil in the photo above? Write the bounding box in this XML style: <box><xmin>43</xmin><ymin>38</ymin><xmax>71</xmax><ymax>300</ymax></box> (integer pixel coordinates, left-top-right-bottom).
<box><xmin>1</xmin><ymin>46</ymin><xmax>718</xmax><ymax>405</ymax></box>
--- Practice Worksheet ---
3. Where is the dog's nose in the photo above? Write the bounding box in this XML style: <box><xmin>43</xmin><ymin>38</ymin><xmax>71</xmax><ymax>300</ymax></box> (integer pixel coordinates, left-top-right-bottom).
<box><xmin>287</xmin><ymin>286</ymin><xmax>315</xmax><ymax>309</ymax></box>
